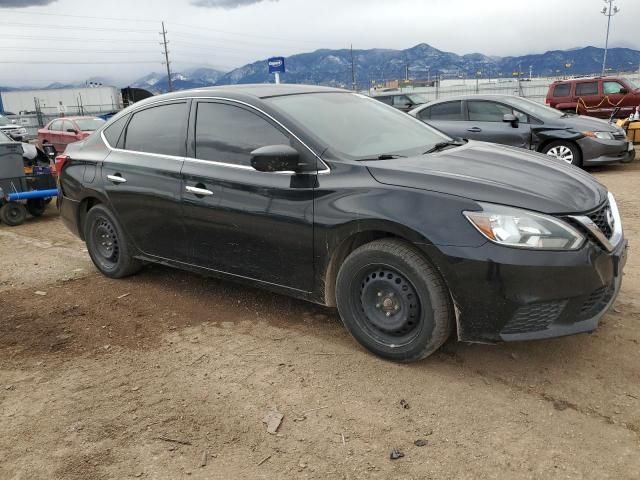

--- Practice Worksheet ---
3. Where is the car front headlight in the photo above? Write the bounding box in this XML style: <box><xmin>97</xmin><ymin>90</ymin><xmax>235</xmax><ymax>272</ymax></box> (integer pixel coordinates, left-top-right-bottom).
<box><xmin>464</xmin><ymin>203</ymin><xmax>585</xmax><ymax>250</ymax></box>
<box><xmin>583</xmin><ymin>130</ymin><xmax>614</xmax><ymax>140</ymax></box>
<box><xmin>18</xmin><ymin>127</ymin><xmax>27</xmax><ymax>135</ymax></box>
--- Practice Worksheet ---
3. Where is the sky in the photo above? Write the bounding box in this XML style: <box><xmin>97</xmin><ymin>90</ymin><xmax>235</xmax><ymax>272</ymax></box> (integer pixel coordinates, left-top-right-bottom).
<box><xmin>0</xmin><ymin>0</ymin><xmax>638</xmax><ymax>87</ymax></box>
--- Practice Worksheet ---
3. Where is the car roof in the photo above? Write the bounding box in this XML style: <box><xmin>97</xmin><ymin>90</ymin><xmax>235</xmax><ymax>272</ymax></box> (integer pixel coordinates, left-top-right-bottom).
<box><xmin>131</xmin><ymin>84</ymin><xmax>347</xmax><ymax>108</ymax></box>
<box><xmin>552</xmin><ymin>76</ymin><xmax>621</xmax><ymax>84</ymax></box>
<box><xmin>51</xmin><ymin>116</ymin><xmax>102</xmax><ymax>121</ymax></box>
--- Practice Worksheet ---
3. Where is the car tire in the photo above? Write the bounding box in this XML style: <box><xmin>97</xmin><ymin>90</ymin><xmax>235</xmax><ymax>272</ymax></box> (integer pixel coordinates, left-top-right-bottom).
<box><xmin>335</xmin><ymin>238</ymin><xmax>453</xmax><ymax>362</ymax></box>
<box><xmin>0</xmin><ymin>201</ymin><xmax>27</xmax><ymax>226</ymax></box>
<box><xmin>542</xmin><ymin>141</ymin><xmax>582</xmax><ymax>167</ymax></box>
<box><xmin>84</xmin><ymin>204</ymin><xmax>142</xmax><ymax>278</ymax></box>
<box><xmin>26</xmin><ymin>198</ymin><xmax>47</xmax><ymax>217</ymax></box>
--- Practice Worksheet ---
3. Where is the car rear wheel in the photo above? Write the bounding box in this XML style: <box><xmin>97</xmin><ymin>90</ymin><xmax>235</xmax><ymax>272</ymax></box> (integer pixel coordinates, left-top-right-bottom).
<box><xmin>85</xmin><ymin>204</ymin><xmax>142</xmax><ymax>278</ymax></box>
<box><xmin>336</xmin><ymin>239</ymin><xmax>453</xmax><ymax>362</ymax></box>
<box><xmin>0</xmin><ymin>202</ymin><xmax>27</xmax><ymax>226</ymax></box>
<box><xmin>542</xmin><ymin>141</ymin><xmax>582</xmax><ymax>167</ymax></box>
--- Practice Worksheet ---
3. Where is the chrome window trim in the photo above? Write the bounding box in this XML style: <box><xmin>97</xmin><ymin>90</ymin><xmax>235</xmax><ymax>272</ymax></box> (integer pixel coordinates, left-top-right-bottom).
<box><xmin>569</xmin><ymin>192</ymin><xmax>623</xmax><ymax>253</ymax></box>
<box><xmin>100</xmin><ymin>95</ymin><xmax>330</xmax><ymax>175</ymax></box>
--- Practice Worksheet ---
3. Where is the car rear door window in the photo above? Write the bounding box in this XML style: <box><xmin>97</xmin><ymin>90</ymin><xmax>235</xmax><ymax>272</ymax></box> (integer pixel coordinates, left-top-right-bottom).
<box><xmin>468</xmin><ymin>101</ymin><xmax>513</xmax><ymax>122</ymax></box>
<box><xmin>103</xmin><ymin>114</ymin><xmax>129</xmax><ymax>148</ymax></box>
<box><xmin>194</xmin><ymin>102</ymin><xmax>289</xmax><ymax>167</ymax></box>
<box><xmin>426</xmin><ymin>101</ymin><xmax>463</xmax><ymax>121</ymax></box>
<box><xmin>124</xmin><ymin>102</ymin><xmax>187</xmax><ymax>157</ymax></box>
<box><xmin>575</xmin><ymin>82</ymin><xmax>598</xmax><ymax>96</ymax></box>
<box><xmin>603</xmin><ymin>81</ymin><xmax>625</xmax><ymax>95</ymax></box>
<box><xmin>553</xmin><ymin>84</ymin><xmax>571</xmax><ymax>97</ymax></box>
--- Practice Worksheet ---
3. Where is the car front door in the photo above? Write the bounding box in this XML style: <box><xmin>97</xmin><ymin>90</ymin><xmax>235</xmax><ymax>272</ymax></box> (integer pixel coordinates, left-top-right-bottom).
<box><xmin>603</xmin><ymin>80</ymin><xmax>633</xmax><ymax>118</ymax></box>
<box><xmin>59</xmin><ymin>120</ymin><xmax>80</xmax><ymax>152</ymax></box>
<box><xmin>180</xmin><ymin>100</ymin><xmax>315</xmax><ymax>292</ymax></box>
<box><xmin>101</xmin><ymin>101</ymin><xmax>188</xmax><ymax>261</ymax></box>
<box><xmin>464</xmin><ymin>100</ymin><xmax>531</xmax><ymax>148</ymax></box>
<box><xmin>417</xmin><ymin>100</ymin><xmax>466</xmax><ymax>137</ymax></box>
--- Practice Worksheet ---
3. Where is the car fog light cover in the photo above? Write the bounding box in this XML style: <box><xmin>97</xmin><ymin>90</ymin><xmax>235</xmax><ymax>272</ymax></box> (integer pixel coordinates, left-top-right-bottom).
<box><xmin>464</xmin><ymin>204</ymin><xmax>585</xmax><ymax>250</ymax></box>
<box><xmin>583</xmin><ymin>131</ymin><xmax>615</xmax><ymax>140</ymax></box>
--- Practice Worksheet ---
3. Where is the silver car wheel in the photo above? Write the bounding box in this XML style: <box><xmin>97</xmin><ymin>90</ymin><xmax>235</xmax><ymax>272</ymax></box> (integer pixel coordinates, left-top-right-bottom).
<box><xmin>546</xmin><ymin>145</ymin><xmax>574</xmax><ymax>164</ymax></box>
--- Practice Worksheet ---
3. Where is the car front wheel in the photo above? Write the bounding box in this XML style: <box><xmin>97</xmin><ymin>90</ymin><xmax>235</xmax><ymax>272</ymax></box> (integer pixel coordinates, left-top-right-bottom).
<box><xmin>84</xmin><ymin>204</ymin><xmax>142</xmax><ymax>278</ymax></box>
<box><xmin>336</xmin><ymin>239</ymin><xmax>453</xmax><ymax>362</ymax></box>
<box><xmin>542</xmin><ymin>141</ymin><xmax>582</xmax><ymax>167</ymax></box>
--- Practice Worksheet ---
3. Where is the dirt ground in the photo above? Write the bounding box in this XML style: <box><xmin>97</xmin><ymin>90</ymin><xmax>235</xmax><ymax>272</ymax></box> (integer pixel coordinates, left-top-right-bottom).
<box><xmin>1</xmin><ymin>159</ymin><xmax>639</xmax><ymax>480</ymax></box>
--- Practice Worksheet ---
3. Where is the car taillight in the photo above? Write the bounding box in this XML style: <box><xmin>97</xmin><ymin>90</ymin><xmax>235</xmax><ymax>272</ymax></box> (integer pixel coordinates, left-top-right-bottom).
<box><xmin>53</xmin><ymin>154</ymin><xmax>69</xmax><ymax>175</ymax></box>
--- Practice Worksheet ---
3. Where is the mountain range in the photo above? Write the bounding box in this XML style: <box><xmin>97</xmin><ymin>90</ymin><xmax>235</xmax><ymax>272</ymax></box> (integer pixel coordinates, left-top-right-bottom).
<box><xmin>2</xmin><ymin>44</ymin><xmax>638</xmax><ymax>94</ymax></box>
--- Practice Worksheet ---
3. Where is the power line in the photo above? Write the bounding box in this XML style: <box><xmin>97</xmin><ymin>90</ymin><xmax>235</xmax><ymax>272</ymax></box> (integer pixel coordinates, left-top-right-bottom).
<box><xmin>3</xmin><ymin>21</ymin><xmax>157</xmax><ymax>33</ymax></box>
<box><xmin>0</xmin><ymin>60</ymin><xmax>160</xmax><ymax>64</ymax></box>
<box><xmin>160</xmin><ymin>22</ymin><xmax>173</xmax><ymax>93</ymax></box>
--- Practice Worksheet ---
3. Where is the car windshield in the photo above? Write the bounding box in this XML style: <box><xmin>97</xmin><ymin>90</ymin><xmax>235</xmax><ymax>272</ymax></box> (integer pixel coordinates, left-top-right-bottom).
<box><xmin>74</xmin><ymin>118</ymin><xmax>105</xmax><ymax>131</ymax></box>
<box><xmin>266</xmin><ymin>92</ymin><xmax>448</xmax><ymax>160</ymax></box>
<box><xmin>505</xmin><ymin>96</ymin><xmax>565</xmax><ymax>119</ymax></box>
<box><xmin>0</xmin><ymin>115</ymin><xmax>11</xmax><ymax>126</ymax></box>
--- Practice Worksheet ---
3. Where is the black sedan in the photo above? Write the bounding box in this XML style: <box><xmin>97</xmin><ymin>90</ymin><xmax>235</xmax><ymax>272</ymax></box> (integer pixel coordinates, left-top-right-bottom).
<box><xmin>57</xmin><ymin>85</ymin><xmax>627</xmax><ymax>362</ymax></box>
<box><xmin>409</xmin><ymin>94</ymin><xmax>635</xmax><ymax>167</ymax></box>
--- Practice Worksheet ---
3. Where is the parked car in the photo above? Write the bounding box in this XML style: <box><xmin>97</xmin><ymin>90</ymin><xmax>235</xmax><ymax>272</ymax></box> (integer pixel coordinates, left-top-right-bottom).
<box><xmin>0</xmin><ymin>114</ymin><xmax>27</xmax><ymax>142</ymax></box>
<box><xmin>372</xmin><ymin>92</ymin><xmax>428</xmax><ymax>112</ymax></box>
<box><xmin>38</xmin><ymin>116</ymin><xmax>105</xmax><ymax>153</ymax></box>
<box><xmin>409</xmin><ymin>94</ymin><xmax>634</xmax><ymax>167</ymax></box>
<box><xmin>57</xmin><ymin>85</ymin><xmax>627</xmax><ymax>362</ymax></box>
<box><xmin>546</xmin><ymin>76</ymin><xmax>640</xmax><ymax>119</ymax></box>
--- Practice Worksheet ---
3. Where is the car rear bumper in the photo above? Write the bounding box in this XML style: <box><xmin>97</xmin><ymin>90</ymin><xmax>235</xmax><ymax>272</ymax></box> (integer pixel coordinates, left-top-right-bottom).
<box><xmin>418</xmin><ymin>235</ymin><xmax>628</xmax><ymax>343</ymax></box>
<box><xmin>579</xmin><ymin>137</ymin><xmax>635</xmax><ymax>165</ymax></box>
<box><xmin>58</xmin><ymin>194</ymin><xmax>82</xmax><ymax>238</ymax></box>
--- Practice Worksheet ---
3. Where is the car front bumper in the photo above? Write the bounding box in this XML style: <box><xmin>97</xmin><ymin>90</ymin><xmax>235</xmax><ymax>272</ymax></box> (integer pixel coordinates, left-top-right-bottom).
<box><xmin>419</xmin><ymin>235</ymin><xmax>628</xmax><ymax>343</ymax></box>
<box><xmin>579</xmin><ymin>137</ymin><xmax>635</xmax><ymax>165</ymax></box>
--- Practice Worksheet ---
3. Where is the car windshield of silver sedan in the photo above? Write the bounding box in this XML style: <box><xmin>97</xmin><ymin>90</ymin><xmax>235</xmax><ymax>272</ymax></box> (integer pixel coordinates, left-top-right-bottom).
<box><xmin>266</xmin><ymin>92</ymin><xmax>448</xmax><ymax>160</ymax></box>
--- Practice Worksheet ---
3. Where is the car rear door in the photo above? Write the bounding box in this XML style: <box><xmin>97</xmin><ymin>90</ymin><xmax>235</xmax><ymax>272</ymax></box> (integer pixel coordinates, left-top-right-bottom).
<box><xmin>416</xmin><ymin>101</ymin><xmax>466</xmax><ymax>137</ymax></box>
<box><xmin>43</xmin><ymin>120</ymin><xmax>62</xmax><ymax>150</ymax></box>
<box><xmin>101</xmin><ymin>101</ymin><xmax>188</xmax><ymax>261</ymax></box>
<box><xmin>180</xmin><ymin>99</ymin><xmax>315</xmax><ymax>292</ymax></box>
<box><xmin>464</xmin><ymin>100</ymin><xmax>531</xmax><ymax>148</ymax></box>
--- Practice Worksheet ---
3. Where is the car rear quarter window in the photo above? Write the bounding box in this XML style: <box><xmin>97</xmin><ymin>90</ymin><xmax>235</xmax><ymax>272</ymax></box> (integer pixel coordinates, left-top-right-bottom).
<box><xmin>123</xmin><ymin>102</ymin><xmax>187</xmax><ymax>157</ymax></box>
<box><xmin>575</xmin><ymin>82</ymin><xmax>598</xmax><ymax>96</ymax></box>
<box><xmin>427</xmin><ymin>101</ymin><xmax>463</xmax><ymax>121</ymax></box>
<box><xmin>553</xmin><ymin>84</ymin><xmax>571</xmax><ymax>97</ymax></box>
<box><xmin>194</xmin><ymin>102</ymin><xmax>289</xmax><ymax>166</ymax></box>
<box><xmin>103</xmin><ymin>114</ymin><xmax>129</xmax><ymax>148</ymax></box>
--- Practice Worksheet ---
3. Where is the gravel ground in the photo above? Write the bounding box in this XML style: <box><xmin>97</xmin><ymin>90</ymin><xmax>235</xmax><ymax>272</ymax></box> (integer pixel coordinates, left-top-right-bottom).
<box><xmin>1</xmin><ymin>159</ymin><xmax>639</xmax><ymax>480</ymax></box>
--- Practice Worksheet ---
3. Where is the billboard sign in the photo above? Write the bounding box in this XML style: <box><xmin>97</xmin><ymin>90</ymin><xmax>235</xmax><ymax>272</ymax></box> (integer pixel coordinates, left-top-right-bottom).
<box><xmin>268</xmin><ymin>57</ymin><xmax>285</xmax><ymax>74</ymax></box>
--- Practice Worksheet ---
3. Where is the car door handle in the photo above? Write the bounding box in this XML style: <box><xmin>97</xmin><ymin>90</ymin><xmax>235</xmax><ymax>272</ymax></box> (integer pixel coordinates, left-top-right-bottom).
<box><xmin>107</xmin><ymin>174</ymin><xmax>127</xmax><ymax>184</ymax></box>
<box><xmin>467</xmin><ymin>127</ymin><xmax>482</xmax><ymax>133</ymax></box>
<box><xmin>186</xmin><ymin>185</ymin><xmax>214</xmax><ymax>196</ymax></box>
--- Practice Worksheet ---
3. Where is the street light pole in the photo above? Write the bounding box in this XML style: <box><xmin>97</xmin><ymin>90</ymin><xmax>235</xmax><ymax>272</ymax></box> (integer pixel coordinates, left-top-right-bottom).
<box><xmin>601</xmin><ymin>0</ymin><xmax>620</xmax><ymax>76</ymax></box>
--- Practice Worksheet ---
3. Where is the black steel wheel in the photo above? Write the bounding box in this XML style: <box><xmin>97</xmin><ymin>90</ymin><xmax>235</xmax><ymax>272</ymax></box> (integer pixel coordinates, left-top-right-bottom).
<box><xmin>0</xmin><ymin>202</ymin><xmax>27</xmax><ymax>226</ymax></box>
<box><xmin>26</xmin><ymin>198</ymin><xmax>47</xmax><ymax>217</ymax></box>
<box><xmin>336</xmin><ymin>239</ymin><xmax>453</xmax><ymax>362</ymax></box>
<box><xmin>84</xmin><ymin>204</ymin><xmax>142</xmax><ymax>278</ymax></box>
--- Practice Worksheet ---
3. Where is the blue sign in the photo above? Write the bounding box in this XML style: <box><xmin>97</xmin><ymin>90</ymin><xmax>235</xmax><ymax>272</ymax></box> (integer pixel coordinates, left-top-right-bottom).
<box><xmin>268</xmin><ymin>57</ymin><xmax>285</xmax><ymax>74</ymax></box>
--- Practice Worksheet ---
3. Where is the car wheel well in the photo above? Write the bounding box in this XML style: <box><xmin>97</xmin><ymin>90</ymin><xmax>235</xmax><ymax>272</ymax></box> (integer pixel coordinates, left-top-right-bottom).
<box><xmin>78</xmin><ymin>197</ymin><xmax>102</xmax><ymax>240</ymax></box>
<box><xmin>537</xmin><ymin>138</ymin><xmax>582</xmax><ymax>157</ymax></box>
<box><xmin>324</xmin><ymin>231</ymin><xmax>414</xmax><ymax>308</ymax></box>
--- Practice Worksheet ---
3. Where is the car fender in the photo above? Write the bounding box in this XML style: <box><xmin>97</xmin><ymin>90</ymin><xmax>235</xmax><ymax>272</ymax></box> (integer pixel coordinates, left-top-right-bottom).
<box><xmin>531</xmin><ymin>127</ymin><xmax>584</xmax><ymax>150</ymax></box>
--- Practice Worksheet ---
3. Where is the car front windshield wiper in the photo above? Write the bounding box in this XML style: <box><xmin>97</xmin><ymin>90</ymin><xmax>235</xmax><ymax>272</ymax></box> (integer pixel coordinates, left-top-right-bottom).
<box><xmin>359</xmin><ymin>154</ymin><xmax>407</xmax><ymax>161</ymax></box>
<box><xmin>423</xmin><ymin>139</ymin><xmax>467</xmax><ymax>155</ymax></box>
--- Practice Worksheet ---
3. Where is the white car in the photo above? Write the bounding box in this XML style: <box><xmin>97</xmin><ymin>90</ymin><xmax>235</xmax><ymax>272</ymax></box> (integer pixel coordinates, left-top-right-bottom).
<box><xmin>0</xmin><ymin>114</ymin><xmax>27</xmax><ymax>142</ymax></box>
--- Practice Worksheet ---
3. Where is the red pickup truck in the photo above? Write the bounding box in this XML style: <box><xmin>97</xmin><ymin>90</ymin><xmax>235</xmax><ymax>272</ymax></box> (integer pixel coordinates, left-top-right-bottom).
<box><xmin>38</xmin><ymin>116</ymin><xmax>105</xmax><ymax>153</ymax></box>
<box><xmin>546</xmin><ymin>76</ymin><xmax>640</xmax><ymax>119</ymax></box>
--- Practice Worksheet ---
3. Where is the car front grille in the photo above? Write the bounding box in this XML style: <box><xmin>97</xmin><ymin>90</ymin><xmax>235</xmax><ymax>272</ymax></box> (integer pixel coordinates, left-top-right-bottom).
<box><xmin>577</xmin><ymin>284</ymin><xmax>615</xmax><ymax>320</ymax></box>
<box><xmin>587</xmin><ymin>201</ymin><xmax>613</xmax><ymax>239</ymax></box>
<box><xmin>501</xmin><ymin>300</ymin><xmax>567</xmax><ymax>334</ymax></box>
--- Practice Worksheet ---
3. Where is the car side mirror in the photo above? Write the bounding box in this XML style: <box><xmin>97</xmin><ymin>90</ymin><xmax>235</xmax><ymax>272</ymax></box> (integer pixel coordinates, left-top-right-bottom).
<box><xmin>250</xmin><ymin>145</ymin><xmax>300</xmax><ymax>173</ymax></box>
<box><xmin>620</xmin><ymin>88</ymin><xmax>629</xmax><ymax>95</ymax></box>
<box><xmin>503</xmin><ymin>113</ymin><xmax>519</xmax><ymax>127</ymax></box>
<box><xmin>66</xmin><ymin>128</ymin><xmax>79</xmax><ymax>134</ymax></box>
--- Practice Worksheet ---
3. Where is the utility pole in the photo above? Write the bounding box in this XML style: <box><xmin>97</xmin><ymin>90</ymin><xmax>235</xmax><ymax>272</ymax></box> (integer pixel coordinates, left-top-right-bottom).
<box><xmin>350</xmin><ymin>44</ymin><xmax>356</xmax><ymax>91</ymax></box>
<box><xmin>405</xmin><ymin>64</ymin><xmax>409</xmax><ymax>82</ymax></box>
<box><xmin>160</xmin><ymin>21</ymin><xmax>173</xmax><ymax>92</ymax></box>
<box><xmin>601</xmin><ymin>0</ymin><xmax>620</xmax><ymax>76</ymax></box>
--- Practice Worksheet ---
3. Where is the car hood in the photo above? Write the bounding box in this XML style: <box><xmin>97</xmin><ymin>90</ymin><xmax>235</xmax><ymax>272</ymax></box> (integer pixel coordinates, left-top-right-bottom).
<box><xmin>551</xmin><ymin>114</ymin><xmax>619</xmax><ymax>132</ymax></box>
<box><xmin>364</xmin><ymin>141</ymin><xmax>607</xmax><ymax>214</ymax></box>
